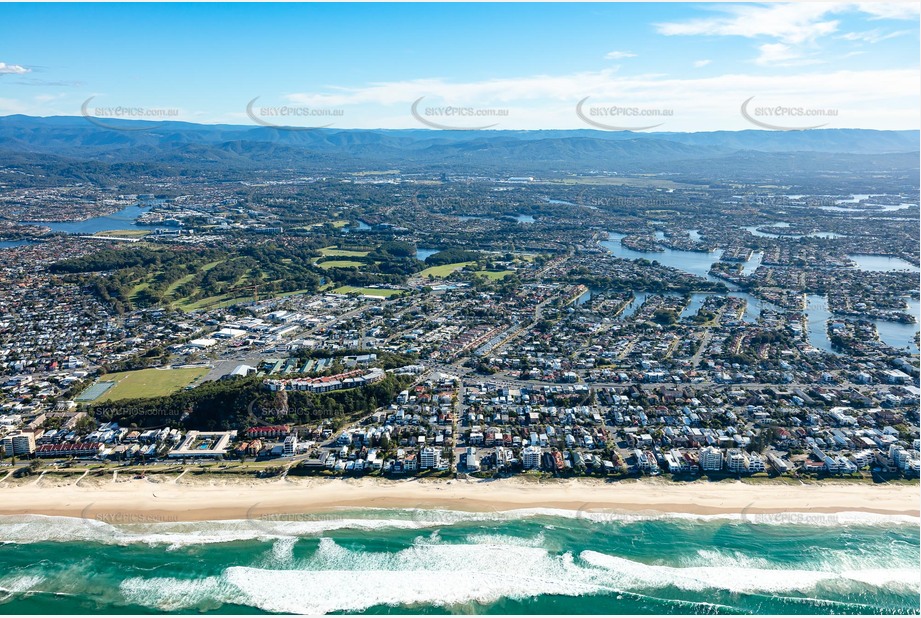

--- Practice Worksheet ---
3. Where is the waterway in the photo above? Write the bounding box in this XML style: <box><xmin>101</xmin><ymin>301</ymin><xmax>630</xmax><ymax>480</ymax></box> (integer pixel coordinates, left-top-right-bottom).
<box><xmin>600</xmin><ymin>232</ymin><xmax>724</xmax><ymax>282</ymax></box>
<box><xmin>804</xmin><ymin>294</ymin><xmax>919</xmax><ymax>354</ymax></box>
<box><xmin>804</xmin><ymin>294</ymin><xmax>837</xmax><ymax>354</ymax></box>
<box><xmin>744</xmin><ymin>224</ymin><xmax>845</xmax><ymax>240</ymax></box>
<box><xmin>597</xmin><ymin>233</ymin><xmax>874</xmax><ymax>332</ymax></box>
<box><xmin>345</xmin><ymin>220</ymin><xmax>372</xmax><ymax>232</ymax></box>
<box><xmin>875</xmin><ymin>298</ymin><xmax>920</xmax><ymax>353</ymax></box>
<box><xmin>21</xmin><ymin>204</ymin><xmax>155</xmax><ymax>234</ymax></box>
<box><xmin>416</xmin><ymin>247</ymin><xmax>440</xmax><ymax>261</ymax></box>
<box><xmin>848</xmin><ymin>254</ymin><xmax>920</xmax><ymax>273</ymax></box>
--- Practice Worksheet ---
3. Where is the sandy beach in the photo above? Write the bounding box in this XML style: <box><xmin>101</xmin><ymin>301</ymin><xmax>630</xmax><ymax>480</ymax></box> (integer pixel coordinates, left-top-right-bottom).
<box><xmin>0</xmin><ymin>475</ymin><xmax>917</xmax><ymax>522</ymax></box>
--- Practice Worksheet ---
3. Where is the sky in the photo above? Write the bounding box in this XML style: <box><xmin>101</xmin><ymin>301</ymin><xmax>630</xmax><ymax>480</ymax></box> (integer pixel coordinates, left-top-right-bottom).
<box><xmin>1</xmin><ymin>2</ymin><xmax>919</xmax><ymax>131</ymax></box>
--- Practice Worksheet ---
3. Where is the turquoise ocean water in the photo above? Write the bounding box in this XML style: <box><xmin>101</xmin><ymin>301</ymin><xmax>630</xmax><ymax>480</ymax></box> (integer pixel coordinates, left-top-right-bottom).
<box><xmin>0</xmin><ymin>509</ymin><xmax>918</xmax><ymax>614</ymax></box>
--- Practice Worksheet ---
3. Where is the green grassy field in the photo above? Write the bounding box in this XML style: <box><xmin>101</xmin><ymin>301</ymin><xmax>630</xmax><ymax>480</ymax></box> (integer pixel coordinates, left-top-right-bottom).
<box><xmin>317</xmin><ymin>260</ymin><xmax>365</xmax><ymax>269</ymax></box>
<box><xmin>419</xmin><ymin>261</ymin><xmax>474</xmax><ymax>278</ymax></box>
<box><xmin>93</xmin><ymin>367</ymin><xmax>210</xmax><ymax>402</ymax></box>
<box><xmin>93</xmin><ymin>229</ymin><xmax>152</xmax><ymax>238</ymax></box>
<box><xmin>475</xmin><ymin>270</ymin><xmax>513</xmax><ymax>280</ymax></box>
<box><xmin>319</xmin><ymin>247</ymin><xmax>370</xmax><ymax>257</ymax></box>
<box><xmin>332</xmin><ymin>286</ymin><xmax>404</xmax><ymax>297</ymax></box>
<box><xmin>176</xmin><ymin>293</ymin><xmax>242</xmax><ymax>312</ymax></box>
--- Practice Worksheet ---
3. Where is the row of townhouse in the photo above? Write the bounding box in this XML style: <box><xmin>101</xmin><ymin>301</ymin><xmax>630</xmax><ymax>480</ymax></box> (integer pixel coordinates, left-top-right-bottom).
<box><xmin>265</xmin><ymin>367</ymin><xmax>385</xmax><ymax>393</ymax></box>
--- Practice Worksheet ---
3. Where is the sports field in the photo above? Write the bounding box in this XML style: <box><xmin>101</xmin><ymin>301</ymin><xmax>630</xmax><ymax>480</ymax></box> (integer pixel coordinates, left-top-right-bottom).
<box><xmin>419</xmin><ymin>261</ymin><xmax>474</xmax><ymax>278</ymax></box>
<box><xmin>91</xmin><ymin>367</ymin><xmax>210</xmax><ymax>402</ymax></box>
<box><xmin>319</xmin><ymin>247</ymin><xmax>370</xmax><ymax>257</ymax></box>
<box><xmin>332</xmin><ymin>286</ymin><xmax>404</xmax><ymax>297</ymax></box>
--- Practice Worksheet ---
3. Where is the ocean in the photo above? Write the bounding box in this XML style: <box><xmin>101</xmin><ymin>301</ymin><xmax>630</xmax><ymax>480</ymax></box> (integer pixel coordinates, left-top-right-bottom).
<box><xmin>0</xmin><ymin>509</ymin><xmax>918</xmax><ymax>614</ymax></box>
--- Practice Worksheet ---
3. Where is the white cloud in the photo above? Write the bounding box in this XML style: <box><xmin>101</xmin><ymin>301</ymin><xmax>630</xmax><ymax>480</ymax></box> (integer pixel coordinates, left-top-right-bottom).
<box><xmin>0</xmin><ymin>62</ymin><xmax>30</xmax><ymax>75</ymax></box>
<box><xmin>604</xmin><ymin>50</ymin><xmax>637</xmax><ymax>60</ymax></box>
<box><xmin>838</xmin><ymin>28</ymin><xmax>912</xmax><ymax>43</ymax></box>
<box><xmin>656</xmin><ymin>4</ymin><xmax>840</xmax><ymax>45</ymax></box>
<box><xmin>753</xmin><ymin>43</ymin><xmax>822</xmax><ymax>66</ymax></box>
<box><xmin>657</xmin><ymin>3</ymin><xmax>919</xmax><ymax>44</ymax></box>
<box><xmin>655</xmin><ymin>4</ymin><xmax>916</xmax><ymax>69</ymax></box>
<box><xmin>693</xmin><ymin>59</ymin><xmax>712</xmax><ymax>68</ymax></box>
<box><xmin>276</xmin><ymin>66</ymin><xmax>919</xmax><ymax>130</ymax></box>
<box><xmin>855</xmin><ymin>2</ymin><xmax>921</xmax><ymax>20</ymax></box>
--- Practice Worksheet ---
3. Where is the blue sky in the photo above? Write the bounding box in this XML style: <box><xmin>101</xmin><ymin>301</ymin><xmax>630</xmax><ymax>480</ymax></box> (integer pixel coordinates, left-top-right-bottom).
<box><xmin>1</xmin><ymin>2</ymin><xmax>918</xmax><ymax>131</ymax></box>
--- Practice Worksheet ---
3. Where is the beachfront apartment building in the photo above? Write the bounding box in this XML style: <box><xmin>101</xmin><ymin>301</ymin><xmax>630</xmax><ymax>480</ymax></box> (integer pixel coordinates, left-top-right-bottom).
<box><xmin>850</xmin><ymin>449</ymin><xmax>875</xmax><ymax>469</ymax></box>
<box><xmin>727</xmin><ymin>449</ymin><xmax>748</xmax><ymax>473</ymax></box>
<box><xmin>522</xmin><ymin>445</ymin><xmax>542</xmax><ymax>469</ymax></box>
<box><xmin>1</xmin><ymin>431</ymin><xmax>35</xmax><ymax>457</ymax></box>
<box><xmin>420</xmin><ymin>446</ymin><xmax>441</xmax><ymax>469</ymax></box>
<box><xmin>283</xmin><ymin>435</ymin><xmax>298</xmax><ymax>456</ymax></box>
<box><xmin>633</xmin><ymin>449</ymin><xmax>659</xmax><ymax>473</ymax></box>
<box><xmin>465</xmin><ymin>447</ymin><xmax>480</xmax><ymax>471</ymax></box>
<box><xmin>889</xmin><ymin>444</ymin><xmax>920</xmax><ymax>472</ymax></box>
<box><xmin>747</xmin><ymin>453</ymin><xmax>766</xmax><ymax>473</ymax></box>
<box><xmin>699</xmin><ymin>446</ymin><xmax>723</xmax><ymax>471</ymax></box>
<box><xmin>663</xmin><ymin>450</ymin><xmax>691</xmax><ymax>473</ymax></box>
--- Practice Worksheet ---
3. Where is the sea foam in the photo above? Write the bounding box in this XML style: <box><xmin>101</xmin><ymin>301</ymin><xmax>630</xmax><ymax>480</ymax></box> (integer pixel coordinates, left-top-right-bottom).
<box><xmin>115</xmin><ymin>534</ymin><xmax>921</xmax><ymax>614</ymax></box>
<box><xmin>1</xmin><ymin>507</ymin><xmax>916</xmax><ymax>548</ymax></box>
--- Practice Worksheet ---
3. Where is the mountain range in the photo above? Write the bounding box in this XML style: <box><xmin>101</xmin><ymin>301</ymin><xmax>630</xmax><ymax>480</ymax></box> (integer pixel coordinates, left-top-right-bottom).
<box><xmin>0</xmin><ymin>115</ymin><xmax>917</xmax><ymax>184</ymax></box>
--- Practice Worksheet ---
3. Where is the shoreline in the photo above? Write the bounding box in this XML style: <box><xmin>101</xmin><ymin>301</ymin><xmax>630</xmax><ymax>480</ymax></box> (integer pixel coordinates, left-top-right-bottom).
<box><xmin>0</xmin><ymin>477</ymin><xmax>917</xmax><ymax>523</ymax></box>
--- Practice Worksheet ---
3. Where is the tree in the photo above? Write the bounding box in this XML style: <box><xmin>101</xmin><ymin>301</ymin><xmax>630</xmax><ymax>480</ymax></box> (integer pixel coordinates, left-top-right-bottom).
<box><xmin>652</xmin><ymin>308</ymin><xmax>678</xmax><ymax>325</ymax></box>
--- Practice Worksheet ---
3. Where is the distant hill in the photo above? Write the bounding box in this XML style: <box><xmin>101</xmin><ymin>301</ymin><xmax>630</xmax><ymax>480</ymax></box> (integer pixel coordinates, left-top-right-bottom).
<box><xmin>0</xmin><ymin>115</ymin><xmax>917</xmax><ymax>180</ymax></box>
